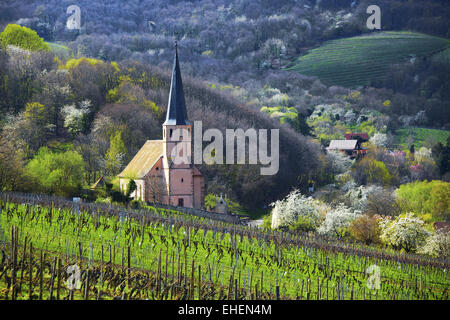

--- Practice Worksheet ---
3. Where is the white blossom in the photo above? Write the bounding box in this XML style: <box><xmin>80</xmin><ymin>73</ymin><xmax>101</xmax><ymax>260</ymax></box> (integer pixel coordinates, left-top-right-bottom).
<box><xmin>379</xmin><ymin>213</ymin><xmax>430</xmax><ymax>252</ymax></box>
<box><xmin>345</xmin><ymin>185</ymin><xmax>384</xmax><ymax>212</ymax></box>
<box><xmin>414</xmin><ymin>147</ymin><xmax>433</xmax><ymax>163</ymax></box>
<box><xmin>326</xmin><ymin>150</ymin><xmax>354</xmax><ymax>175</ymax></box>
<box><xmin>61</xmin><ymin>100</ymin><xmax>92</xmax><ymax>136</ymax></box>
<box><xmin>370</xmin><ymin>133</ymin><xmax>388</xmax><ymax>147</ymax></box>
<box><xmin>318</xmin><ymin>204</ymin><xmax>361</xmax><ymax>238</ymax></box>
<box><xmin>270</xmin><ymin>189</ymin><xmax>322</xmax><ymax>230</ymax></box>
<box><xmin>418</xmin><ymin>231</ymin><xmax>449</xmax><ymax>258</ymax></box>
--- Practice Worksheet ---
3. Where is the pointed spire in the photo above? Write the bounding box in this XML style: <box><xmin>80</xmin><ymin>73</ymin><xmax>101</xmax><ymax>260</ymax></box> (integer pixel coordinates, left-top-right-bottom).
<box><xmin>163</xmin><ymin>41</ymin><xmax>190</xmax><ymax>126</ymax></box>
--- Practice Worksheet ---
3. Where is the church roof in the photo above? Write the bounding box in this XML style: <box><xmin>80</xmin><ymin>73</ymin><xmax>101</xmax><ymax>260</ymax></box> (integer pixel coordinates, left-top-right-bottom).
<box><xmin>118</xmin><ymin>140</ymin><xmax>163</xmax><ymax>178</ymax></box>
<box><xmin>326</xmin><ymin>140</ymin><xmax>358</xmax><ymax>150</ymax></box>
<box><xmin>163</xmin><ymin>42</ymin><xmax>190</xmax><ymax>126</ymax></box>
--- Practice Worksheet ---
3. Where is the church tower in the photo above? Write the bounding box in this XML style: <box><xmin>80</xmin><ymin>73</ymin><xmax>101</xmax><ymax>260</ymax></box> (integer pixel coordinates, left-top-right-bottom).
<box><xmin>162</xmin><ymin>41</ymin><xmax>192</xmax><ymax>163</ymax></box>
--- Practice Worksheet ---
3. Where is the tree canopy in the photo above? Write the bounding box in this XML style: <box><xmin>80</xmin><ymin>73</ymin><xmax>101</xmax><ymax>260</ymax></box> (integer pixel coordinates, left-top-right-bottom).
<box><xmin>26</xmin><ymin>147</ymin><xmax>85</xmax><ymax>196</ymax></box>
<box><xmin>0</xmin><ymin>24</ymin><xmax>50</xmax><ymax>51</ymax></box>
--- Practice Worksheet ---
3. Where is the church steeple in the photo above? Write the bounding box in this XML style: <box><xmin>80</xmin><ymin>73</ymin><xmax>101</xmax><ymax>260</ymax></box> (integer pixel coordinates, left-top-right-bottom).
<box><xmin>163</xmin><ymin>41</ymin><xmax>190</xmax><ymax>126</ymax></box>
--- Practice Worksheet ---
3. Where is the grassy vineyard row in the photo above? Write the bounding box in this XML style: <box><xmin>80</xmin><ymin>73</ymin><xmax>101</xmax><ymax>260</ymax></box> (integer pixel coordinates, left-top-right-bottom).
<box><xmin>0</xmin><ymin>192</ymin><xmax>448</xmax><ymax>300</ymax></box>
<box><xmin>287</xmin><ymin>32</ymin><xmax>450</xmax><ymax>87</ymax></box>
<box><xmin>395</xmin><ymin>127</ymin><xmax>450</xmax><ymax>150</ymax></box>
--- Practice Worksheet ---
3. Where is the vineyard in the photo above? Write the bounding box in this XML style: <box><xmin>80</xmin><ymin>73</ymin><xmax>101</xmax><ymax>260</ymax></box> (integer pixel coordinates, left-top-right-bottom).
<box><xmin>0</xmin><ymin>192</ymin><xmax>448</xmax><ymax>300</ymax></box>
<box><xmin>395</xmin><ymin>127</ymin><xmax>450</xmax><ymax>150</ymax></box>
<box><xmin>287</xmin><ymin>31</ymin><xmax>450</xmax><ymax>87</ymax></box>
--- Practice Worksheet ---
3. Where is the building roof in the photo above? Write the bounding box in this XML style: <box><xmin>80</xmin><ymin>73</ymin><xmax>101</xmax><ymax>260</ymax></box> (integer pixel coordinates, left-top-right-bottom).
<box><xmin>163</xmin><ymin>42</ymin><xmax>190</xmax><ymax>126</ymax></box>
<box><xmin>326</xmin><ymin>140</ymin><xmax>358</xmax><ymax>150</ymax></box>
<box><xmin>118</xmin><ymin>140</ymin><xmax>163</xmax><ymax>178</ymax></box>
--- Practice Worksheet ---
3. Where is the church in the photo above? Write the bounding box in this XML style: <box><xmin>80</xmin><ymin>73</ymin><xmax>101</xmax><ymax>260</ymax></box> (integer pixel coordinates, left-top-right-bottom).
<box><xmin>118</xmin><ymin>43</ymin><xmax>205</xmax><ymax>209</ymax></box>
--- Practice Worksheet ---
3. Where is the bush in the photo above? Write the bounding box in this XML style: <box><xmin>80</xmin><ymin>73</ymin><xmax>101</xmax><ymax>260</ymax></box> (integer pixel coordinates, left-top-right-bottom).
<box><xmin>288</xmin><ymin>215</ymin><xmax>319</xmax><ymax>233</ymax></box>
<box><xmin>418</xmin><ymin>230</ymin><xmax>449</xmax><ymax>259</ymax></box>
<box><xmin>26</xmin><ymin>147</ymin><xmax>85</xmax><ymax>197</ymax></box>
<box><xmin>396</xmin><ymin>180</ymin><xmax>450</xmax><ymax>221</ymax></box>
<box><xmin>130</xmin><ymin>199</ymin><xmax>141</xmax><ymax>209</ymax></box>
<box><xmin>365</xmin><ymin>188</ymin><xmax>400</xmax><ymax>217</ymax></box>
<box><xmin>270</xmin><ymin>189</ymin><xmax>322</xmax><ymax>230</ymax></box>
<box><xmin>379</xmin><ymin>213</ymin><xmax>430</xmax><ymax>252</ymax></box>
<box><xmin>349</xmin><ymin>215</ymin><xmax>381</xmax><ymax>245</ymax></box>
<box><xmin>318</xmin><ymin>204</ymin><xmax>361</xmax><ymax>239</ymax></box>
<box><xmin>352</xmin><ymin>157</ymin><xmax>393</xmax><ymax>186</ymax></box>
<box><xmin>0</xmin><ymin>24</ymin><xmax>50</xmax><ymax>51</ymax></box>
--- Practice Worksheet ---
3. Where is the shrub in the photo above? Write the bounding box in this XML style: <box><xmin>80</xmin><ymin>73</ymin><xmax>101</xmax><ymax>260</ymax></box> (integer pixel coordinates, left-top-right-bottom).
<box><xmin>365</xmin><ymin>188</ymin><xmax>400</xmax><ymax>217</ymax></box>
<box><xmin>418</xmin><ymin>230</ymin><xmax>450</xmax><ymax>259</ymax></box>
<box><xmin>370</xmin><ymin>133</ymin><xmax>388</xmax><ymax>147</ymax></box>
<box><xmin>0</xmin><ymin>24</ymin><xmax>50</xmax><ymax>51</ymax></box>
<box><xmin>288</xmin><ymin>215</ymin><xmax>319</xmax><ymax>233</ymax></box>
<box><xmin>344</xmin><ymin>185</ymin><xmax>383</xmax><ymax>212</ymax></box>
<box><xmin>26</xmin><ymin>147</ymin><xmax>85</xmax><ymax>196</ymax></box>
<box><xmin>326</xmin><ymin>150</ymin><xmax>354</xmax><ymax>175</ymax></box>
<box><xmin>379</xmin><ymin>213</ymin><xmax>430</xmax><ymax>252</ymax></box>
<box><xmin>352</xmin><ymin>157</ymin><xmax>393</xmax><ymax>186</ymax></box>
<box><xmin>270</xmin><ymin>189</ymin><xmax>322</xmax><ymax>230</ymax></box>
<box><xmin>318</xmin><ymin>204</ymin><xmax>361</xmax><ymax>239</ymax></box>
<box><xmin>130</xmin><ymin>199</ymin><xmax>141</xmax><ymax>209</ymax></box>
<box><xmin>396</xmin><ymin>180</ymin><xmax>450</xmax><ymax>221</ymax></box>
<box><xmin>349</xmin><ymin>215</ymin><xmax>381</xmax><ymax>244</ymax></box>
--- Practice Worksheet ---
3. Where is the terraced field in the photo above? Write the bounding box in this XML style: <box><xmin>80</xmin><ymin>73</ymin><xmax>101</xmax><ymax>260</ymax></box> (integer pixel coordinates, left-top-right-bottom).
<box><xmin>395</xmin><ymin>127</ymin><xmax>450</xmax><ymax>150</ymax></box>
<box><xmin>287</xmin><ymin>32</ymin><xmax>450</xmax><ymax>88</ymax></box>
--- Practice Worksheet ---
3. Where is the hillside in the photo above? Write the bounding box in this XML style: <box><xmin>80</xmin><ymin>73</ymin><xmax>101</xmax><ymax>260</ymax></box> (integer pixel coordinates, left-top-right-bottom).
<box><xmin>287</xmin><ymin>32</ymin><xmax>450</xmax><ymax>87</ymax></box>
<box><xmin>395</xmin><ymin>127</ymin><xmax>450</xmax><ymax>150</ymax></box>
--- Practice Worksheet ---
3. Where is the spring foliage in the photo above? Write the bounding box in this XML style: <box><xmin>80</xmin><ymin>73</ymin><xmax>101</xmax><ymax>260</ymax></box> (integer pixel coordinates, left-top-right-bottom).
<box><xmin>270</xmin><ymin>189</ymin><xmax>322</xmax><ymax>231</ymax></box>
<box><xmin>396</xmin><ymin>180</ymin><xmax>450</xmax><ymax>220</ymax></box>
<box><xmin>379</xmin><ymin>213</ymin><xmax>430</xmax><ymax>252</ymax></box>
<box><xmin>26</xmin><ymin>147</ymin><xmax>85</xmax><ymax>196</ymax></box>
<box><xmin>0</xmin><ymin>24</ymin><xmax>50</xmax><ymax>51</ymax></box>
<box><xmin>318</xmin><ymin>204</ymin><xmax>361</xmax><ymax>238</ymax></box>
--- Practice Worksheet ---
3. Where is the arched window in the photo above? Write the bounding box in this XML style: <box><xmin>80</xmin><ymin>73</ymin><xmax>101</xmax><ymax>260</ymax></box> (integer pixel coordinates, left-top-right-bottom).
<box><xmin>181</xmin><ymin>178</ymin><xmax>184</xmax><ymax>183</ymax></box>
<box><xmin>170</xmin><ymin>129</ymin><xmax>173</xmax><ymax>138</ymax></box>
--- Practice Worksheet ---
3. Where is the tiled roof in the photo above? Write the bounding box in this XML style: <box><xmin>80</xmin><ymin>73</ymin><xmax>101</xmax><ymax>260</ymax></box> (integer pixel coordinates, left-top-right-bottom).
<box><xmin>326</xmin><ymin>140</ymin><xmax>358</xmax><ymax>150</ymax></box>
<box><xmin>118</xmin><ymin>140</ymin><xmax>163</xmax><ymax>178</ymax></box>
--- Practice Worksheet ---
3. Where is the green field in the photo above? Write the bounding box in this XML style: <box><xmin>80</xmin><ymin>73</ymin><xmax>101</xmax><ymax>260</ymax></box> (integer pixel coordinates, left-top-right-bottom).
<box><xmin>0</xmin><ymin>193</ymin><xmax>448</xmax><ymax>300</ymax></box>
<box><xmin>287</xmin><ymin>32</ymin><xmax>450</xmax><ymax>87</ymax></box>
<box><xmin>395</xmin><ymin>127</ymin><xmax>450</xmax><ymax>150</ymax></box>
<box><xmin>48</xmin><ymin>42</ymin><xmax>72</xmax><ymax>59</ymax></box>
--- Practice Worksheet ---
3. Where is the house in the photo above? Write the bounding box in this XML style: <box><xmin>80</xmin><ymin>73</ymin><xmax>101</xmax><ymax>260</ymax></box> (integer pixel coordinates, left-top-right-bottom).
<box><xmin>118</xmin><ymin>43</ymin><xmax>205</xmax><ymax>209</ymax></box>
<box><xmin>326</xmin><ymin>139</ymin><xmax>366</xmax><ymax>158</ymax></box>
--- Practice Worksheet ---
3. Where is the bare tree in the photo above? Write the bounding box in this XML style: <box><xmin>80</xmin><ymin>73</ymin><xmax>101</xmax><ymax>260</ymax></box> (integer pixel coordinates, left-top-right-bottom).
<box><xmin>146</xmin><ymin>175</ymin><xmax>166</xmax><ymax>204</ymax></box>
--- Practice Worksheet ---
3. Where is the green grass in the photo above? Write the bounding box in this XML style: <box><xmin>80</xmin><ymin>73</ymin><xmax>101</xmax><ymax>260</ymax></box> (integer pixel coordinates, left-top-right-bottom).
<box><xmin>395</xmin><ymin>127</ymin><xmax>450</xmax><ymax>150</ymax></box>
<box><xmin>48</xmin><ymin>42</ymin><xmax>72</xmax><ymax>59</ymax></box>
<box><xmin>287</xmin><ymin>32</ymin><xmax>450</xmax><ymax>88</ymax></box>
